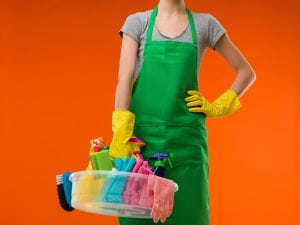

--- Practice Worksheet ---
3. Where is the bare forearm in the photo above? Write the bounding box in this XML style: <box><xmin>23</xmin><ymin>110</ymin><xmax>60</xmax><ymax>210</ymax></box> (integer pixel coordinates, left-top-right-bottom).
<box><xmin>114</xmin><ymin>33</ymin><xmax>138</xmax><ymax>111</ymax></box>
<box><xmin>215</xmin><ymin>34</ymin><xmax>256</xmax><ymax>98</ymax></box>
<box><xmin>114</xmin><ymin>77</ymin><xmax>134</xmax><ymax>110</ymax></box>
<box><xmin>230</xmin><ymin>64</ymin><xmax>256</xmax><ymax>98</ymax></box>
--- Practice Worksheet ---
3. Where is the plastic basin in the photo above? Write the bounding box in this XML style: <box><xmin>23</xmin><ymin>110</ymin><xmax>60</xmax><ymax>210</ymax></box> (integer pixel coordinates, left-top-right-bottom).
<box><xmin>69</xmin><ymin>170</ymin><xmax>178</xmax><ymax>218</ymax></box>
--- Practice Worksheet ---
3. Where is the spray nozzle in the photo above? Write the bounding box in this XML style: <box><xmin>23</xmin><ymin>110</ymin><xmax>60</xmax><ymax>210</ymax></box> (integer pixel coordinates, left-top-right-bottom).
<box><xmin>149</xmin><ymin>152</ymin><xmax>174</xmax><ymax>168</ymax></box>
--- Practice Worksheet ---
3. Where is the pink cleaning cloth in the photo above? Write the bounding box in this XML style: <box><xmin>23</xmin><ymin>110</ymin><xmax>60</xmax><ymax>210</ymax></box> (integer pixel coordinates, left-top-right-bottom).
<box><xmin>123</xmin><ymin>160</ymin><xmax>153</xmax><ymax>205</ymax></box>
<box><xmin>123</xmin><ymin>160</ymin><xmax>143</xmax><ymax>204</ymax></box>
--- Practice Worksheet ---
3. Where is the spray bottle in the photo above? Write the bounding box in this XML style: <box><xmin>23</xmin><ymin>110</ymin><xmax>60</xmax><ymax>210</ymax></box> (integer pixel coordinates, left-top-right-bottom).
<box><xmin>149</xmin><ymin>152</ymin><xmax>174</xmax><ymax>177</ymax></box>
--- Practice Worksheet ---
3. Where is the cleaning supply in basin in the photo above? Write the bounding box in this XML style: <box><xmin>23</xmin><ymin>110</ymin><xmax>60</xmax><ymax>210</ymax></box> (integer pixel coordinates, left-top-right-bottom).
<box><xmin>100</xmin><ymin>157</ymin><xmax>136</xmax><ymax>203</ymax></box>
<box><xmin>90</xmin><ymin>137</ymin><xmax>104</xmax><ymax>152</ymax></box>
<box><xmin>123</xmin><ymin>160</ymin><xmax>153</xmax><ymax>205</ymax></box>
<box><xmin>129</xmin><ymin>136</ymin><xmax>145</xmax><ymax>159</ymax></box>
<box><xmin>89</xmin><ymin>137</ymin><xmax>112</xmax><ymax>171</ymax></box>
<box><xmin>72</xmin><ymin>159</ymin><xmax>102</xmax><ymax>203</ymax></box>
<box><xmin>102</xmin><ymin>146</ymin><xmax>109</xmax><ymax>150</ymax></box>
<box><xmin>56</xmin><ymin>172</ymin><xmax>74</xmax><ymax>211</ymax></box>
<box><xmin>149</xmin><ymin>152</ymin><xmax>174</xmax><ymax>177</ymax></box>
<box><xmin>90</xmin><ymin>151</ymin><xmax>112</xmax><ymax>171</ymax></box>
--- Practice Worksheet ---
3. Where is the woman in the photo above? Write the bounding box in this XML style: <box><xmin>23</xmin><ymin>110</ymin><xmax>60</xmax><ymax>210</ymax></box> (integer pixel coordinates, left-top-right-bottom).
<box><xmin>109</xmin><ymin>0</ymin><xmax>256</xmax><ymax>225</ymax></box>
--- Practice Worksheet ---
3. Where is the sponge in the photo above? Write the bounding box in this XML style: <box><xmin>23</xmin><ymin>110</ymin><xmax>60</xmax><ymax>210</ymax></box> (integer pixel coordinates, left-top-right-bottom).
<box><xmin>90</xmin><ymin>150</ymin><xmax>113</xmax><ymax>171</ymax></box>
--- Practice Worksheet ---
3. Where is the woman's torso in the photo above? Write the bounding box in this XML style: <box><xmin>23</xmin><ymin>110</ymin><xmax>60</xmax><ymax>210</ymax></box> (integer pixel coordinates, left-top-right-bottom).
<box><xmin>119</xmin><ymin>9</ymin><xmax>226</xmax><ymax>83</ymax></box>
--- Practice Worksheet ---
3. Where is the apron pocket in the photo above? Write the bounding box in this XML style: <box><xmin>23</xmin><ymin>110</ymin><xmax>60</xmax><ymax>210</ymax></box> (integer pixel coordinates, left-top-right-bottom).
<box><xmin>133</xmin><ymin>124</ymin><xmax>209</xmax><ymax>167</ymax></box>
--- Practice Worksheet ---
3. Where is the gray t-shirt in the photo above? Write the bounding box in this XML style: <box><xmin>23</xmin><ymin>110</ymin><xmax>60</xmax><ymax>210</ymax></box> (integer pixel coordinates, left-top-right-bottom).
<box><xmin>119</xmin><ymin>9</ymin><xmax>226</xmax><ymax>82</ymax></box>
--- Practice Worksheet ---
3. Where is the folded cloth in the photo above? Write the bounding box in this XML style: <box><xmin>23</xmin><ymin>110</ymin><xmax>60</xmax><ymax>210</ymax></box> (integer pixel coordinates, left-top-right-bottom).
<box><xmin>123</xmin><ymin>160</ymin><xmax>153</xmax><ymax>205</ymax></box>
<box><xmin>100</xmin><ymin>157</ymin><xmax>136</xmax><ymax>203</ymax></box>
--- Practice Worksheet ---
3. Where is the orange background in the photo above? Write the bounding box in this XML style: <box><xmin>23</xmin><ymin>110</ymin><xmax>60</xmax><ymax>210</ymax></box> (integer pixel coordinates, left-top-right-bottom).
<box><xmin>0</xmin><ymin>0</ymin><xmax>299</xmax><ymax>225</ymax></box>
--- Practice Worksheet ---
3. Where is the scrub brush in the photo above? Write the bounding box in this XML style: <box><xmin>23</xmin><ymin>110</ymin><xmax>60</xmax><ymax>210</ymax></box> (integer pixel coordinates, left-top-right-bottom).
<box><xmin>56</xmin><ymin>172</ymin><xmax>74</xmax><ymax>211</ymax></box>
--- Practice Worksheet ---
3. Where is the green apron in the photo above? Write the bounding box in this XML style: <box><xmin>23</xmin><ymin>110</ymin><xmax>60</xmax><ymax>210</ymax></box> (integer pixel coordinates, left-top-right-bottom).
<box><xmin>119</xmin><ymin>5</ymin><xmax>210</xmax><ymax>225</ymax></box>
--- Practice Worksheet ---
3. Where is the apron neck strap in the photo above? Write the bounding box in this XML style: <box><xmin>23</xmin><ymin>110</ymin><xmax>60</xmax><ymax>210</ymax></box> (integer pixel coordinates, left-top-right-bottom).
<box><xmin>146</xmin><ymin>5</ymin><xmax>198</xmax><ymax>45</ymax></box>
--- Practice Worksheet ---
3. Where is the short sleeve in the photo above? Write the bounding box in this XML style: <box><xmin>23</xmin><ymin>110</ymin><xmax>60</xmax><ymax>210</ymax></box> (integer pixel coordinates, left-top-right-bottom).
<box><xmin>207</xmin><ymin>14</ymin><xmax>226</xmax><ymax>50</ymax></box>
<box><xmin>119</xmin><ymin>13</ymin><xmax>143</xmax><ymax>43</ymax></box>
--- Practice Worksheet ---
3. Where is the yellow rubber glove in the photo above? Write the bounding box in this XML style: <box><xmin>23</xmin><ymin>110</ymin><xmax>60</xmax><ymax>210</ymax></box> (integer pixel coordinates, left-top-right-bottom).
<box><xmin>185</xmin><ymin>89</ymin><xmax>242</xmax><ymax>118</ymax></box>
<box><xmin>109</xmin><ymin>109</ymin><xmax>136</xmax><ymax>160</ymax></box>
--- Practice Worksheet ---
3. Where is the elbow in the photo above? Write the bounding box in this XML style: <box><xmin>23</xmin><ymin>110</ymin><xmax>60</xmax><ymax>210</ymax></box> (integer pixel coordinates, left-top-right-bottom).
<box><xmin>232</xmin><ymin>63</ymin><xmax>256</xmax><ymax>98</ymax></box>
<box><xmin>243</xmin><ymin>69</ymin><xmax>256</xmax><ymax>92</ymax></box>
<box><xmin>244</xmin><ymin>70</ymin><xmax>256</xmax><ymax>87</ymax></box>
<box><xmin>240</xmin><ymin>63</ymin><xmax>256</xmax><ymax>85</ymax></box>
<box><xmin>248</xmin><ymin>66</ymin><xmax>256</xmax><ymax>85</ymax></box>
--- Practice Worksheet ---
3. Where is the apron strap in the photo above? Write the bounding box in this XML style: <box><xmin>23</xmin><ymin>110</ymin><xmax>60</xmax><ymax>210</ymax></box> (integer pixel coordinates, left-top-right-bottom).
<box><xmin>146</xmin><ymin>5</ymin><xmax>157</xmax><ymax>44</ymax></box>
<box><xmin>146</xmin><ymin>5</ymin><xmax>198</xmax><ymax>46</ymax></box>
<box><xmin>186</xmin><ymin>8</ymin><xmax>198</xmax><ymax>45</ymax></box>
